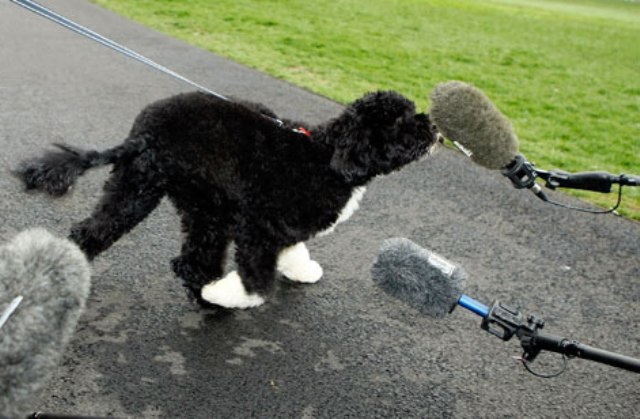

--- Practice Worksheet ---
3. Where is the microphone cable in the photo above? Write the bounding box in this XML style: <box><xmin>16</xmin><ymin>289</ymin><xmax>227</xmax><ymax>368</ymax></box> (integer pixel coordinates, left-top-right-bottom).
<box><xmin>520</xmin><ymin>352</ymin><xmax>568</xmax><ymax>379</ymax></box>
<box><xmin>542</xmin><ymin>184</ymin><xmax>623</xmax><ymax>215</ymax></box>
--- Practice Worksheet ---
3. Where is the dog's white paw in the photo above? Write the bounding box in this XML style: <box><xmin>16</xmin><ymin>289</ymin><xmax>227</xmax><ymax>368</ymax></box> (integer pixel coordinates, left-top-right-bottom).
<box><xmin>277</xmin><ymin>242</ymin><xmax>323</xmax><ymax>283</ymax></box>
<box><xmin>201</xmin><ymin>271</ymin><xmax>265</xmax><ymax>309</ymax></box>
<box><xmin>283</xmin><ymin>260</ymin><xmax>324</xmax><ymax>283</ymax></box>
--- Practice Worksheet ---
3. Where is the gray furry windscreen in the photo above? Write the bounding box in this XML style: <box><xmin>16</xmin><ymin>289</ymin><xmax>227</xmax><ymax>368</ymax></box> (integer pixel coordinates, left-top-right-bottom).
<box><xmin>0</xmin><ymin>229</ymin><xmax>91</xmax><ymax>417</ymax></box>
<box><xmin>371</xmin><ymin>238</ymin><xmax>465</xmax><ymax>318</ymax></box>
<box><xmin>429</xmin><ymin>81</ymin><xmax>519</xmax><ymax>170</ymax></box>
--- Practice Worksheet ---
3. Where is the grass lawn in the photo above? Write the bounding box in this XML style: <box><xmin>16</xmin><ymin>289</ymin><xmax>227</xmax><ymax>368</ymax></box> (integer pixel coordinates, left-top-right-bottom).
<box><xmin>92</xmin><ymin>0</ymin><xmax>639</xmax><ymax>219</ymax></box>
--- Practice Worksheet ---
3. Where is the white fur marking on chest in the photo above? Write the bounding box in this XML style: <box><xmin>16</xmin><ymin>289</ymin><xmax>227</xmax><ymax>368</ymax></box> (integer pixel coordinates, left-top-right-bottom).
<box><xmin>317</xmin><ymin>186</ymin><xmax>366</xmax><ymax>237</ymax></box>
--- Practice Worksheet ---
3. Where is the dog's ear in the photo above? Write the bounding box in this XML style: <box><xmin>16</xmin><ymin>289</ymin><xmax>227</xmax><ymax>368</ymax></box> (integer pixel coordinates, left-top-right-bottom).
<box><xmin>329</xmin><ymin>92</ymin><xmax>433</xmax><ymax>183</ymax></box>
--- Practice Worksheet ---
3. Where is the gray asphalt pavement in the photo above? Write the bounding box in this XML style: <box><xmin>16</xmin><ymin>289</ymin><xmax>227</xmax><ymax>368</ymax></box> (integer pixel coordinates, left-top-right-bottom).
<box><xmin>1</xmin><ymin>1</ymin><xmax>638</xmax><ymax>417</ymax></box>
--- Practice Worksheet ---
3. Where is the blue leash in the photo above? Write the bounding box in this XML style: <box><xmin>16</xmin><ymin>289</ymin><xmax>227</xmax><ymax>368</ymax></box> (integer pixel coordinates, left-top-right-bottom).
<box><xmin>9</xmin><ymin>0</ymin><xmax>230</xmax><ymax>100</ymax></box>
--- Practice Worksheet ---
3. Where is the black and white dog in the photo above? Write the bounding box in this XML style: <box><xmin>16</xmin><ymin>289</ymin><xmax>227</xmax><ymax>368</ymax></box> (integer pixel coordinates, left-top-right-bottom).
<box><xmin>15</xmin><ymin>90</ymin><xmax>439</xmax><ymax>309</ymax></box>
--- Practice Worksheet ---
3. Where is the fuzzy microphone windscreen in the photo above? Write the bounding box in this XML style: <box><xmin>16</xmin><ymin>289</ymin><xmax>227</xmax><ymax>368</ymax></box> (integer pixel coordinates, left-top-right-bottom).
<box><xmin>0</xmin><ymin>228</ymin><xmax>91</xmax><ymax>418</ymax></box>
<box><xmin>371</xmin><ymin>238</ymin><xmax>465</xmax><ymax>318</ymax></box>
<box><xmin>429</xmin><ymin>81</ymin><xmax>519</xmax><ymax>170</ymax></box>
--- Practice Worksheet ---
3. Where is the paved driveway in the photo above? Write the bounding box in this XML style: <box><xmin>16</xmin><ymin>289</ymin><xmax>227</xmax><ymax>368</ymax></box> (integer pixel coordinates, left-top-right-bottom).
<box><xmin>1</xmin><ymin>1</ymin><xmax>638</xmax><ymax>417</ymax></box>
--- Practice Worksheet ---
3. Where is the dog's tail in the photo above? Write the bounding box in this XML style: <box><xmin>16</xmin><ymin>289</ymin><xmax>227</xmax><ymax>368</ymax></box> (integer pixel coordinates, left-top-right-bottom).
<box><xmin>13</xmin><ymin>138</ymin><xmax>146</xmax><ymax>196</ymax></box>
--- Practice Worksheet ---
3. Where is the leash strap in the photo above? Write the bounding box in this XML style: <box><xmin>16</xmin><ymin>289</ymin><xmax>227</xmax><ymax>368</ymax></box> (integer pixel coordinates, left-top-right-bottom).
<box><xmin>9</xmin><ymin>0</ymin><xmax>230</xmax><ymax>100</ymax></box>
<box><xmin>9</xmin><ymin>0</ymin><xmax>288</xmax><ymax>127</ymax></box>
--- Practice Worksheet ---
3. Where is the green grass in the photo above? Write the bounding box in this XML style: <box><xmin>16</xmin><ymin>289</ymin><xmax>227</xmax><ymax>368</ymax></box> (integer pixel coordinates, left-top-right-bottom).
<box><xmin>93</xmin><ymin>0</ymin><xmax>640</xmax><ymax>219</ymax></box>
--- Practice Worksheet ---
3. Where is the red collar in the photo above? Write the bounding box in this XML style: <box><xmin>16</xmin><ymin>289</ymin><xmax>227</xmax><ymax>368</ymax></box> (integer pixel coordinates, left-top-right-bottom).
<box><xmin>293</xmin><ymin>127</ymin><xmax>312</xmax><ymax>138</ymax></box>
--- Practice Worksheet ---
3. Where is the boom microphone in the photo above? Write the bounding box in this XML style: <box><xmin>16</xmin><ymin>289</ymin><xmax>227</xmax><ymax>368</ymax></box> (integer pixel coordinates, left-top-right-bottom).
<box><xmin>428</xmin><ymin>81</ymin><xmax>552</xmax><ymax>201</ymax></box>
<box><xmin>0</xmin><ymin>229</ymin><xmax>91</xmax><ymax>418</ymax></box>
<box><xmin>371</xmin><ymin>238</ymin><xmax>640</xmax><ymax>375</ymax></box>
<box><xmin>429</xmin><ymin>81</ymin><xmax>640</xmax><ymax>209</ymax></box>
<box><xmin>428</xmin><ymin>81</ymin><xmax>553</xmax><ymax>201</ymax></box>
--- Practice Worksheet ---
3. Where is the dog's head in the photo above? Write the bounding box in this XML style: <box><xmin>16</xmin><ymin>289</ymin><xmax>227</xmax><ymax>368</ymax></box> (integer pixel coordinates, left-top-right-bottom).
<box><xmin>326</xmin><ymin>91</ymin><xmax>439</xmax><ymax>184</ymax></box>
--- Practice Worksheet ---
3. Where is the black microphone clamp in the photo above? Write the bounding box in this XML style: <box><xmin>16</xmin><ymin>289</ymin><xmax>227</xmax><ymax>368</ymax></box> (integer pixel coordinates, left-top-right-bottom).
<box><xmin>500</xmin><ymin>155</ymin><xmax>549</xmax><ymax>201</ymax></box>
<box><xmin>481</xmin><ymin>300</ymin><xmax>545</xmax><ymax>344</ymax></box>
<box><xmin>501</xmin><ymin>154</ymin><xmax>537</xmax><ymax>189</ymax></box>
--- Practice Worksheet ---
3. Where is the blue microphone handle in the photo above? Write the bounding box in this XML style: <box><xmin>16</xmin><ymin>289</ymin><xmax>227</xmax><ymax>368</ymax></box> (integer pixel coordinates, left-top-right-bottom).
<box><xmin>457</xmin><ymin>294</ymin><xmax>489</xmax><ymax>317</ymax></box>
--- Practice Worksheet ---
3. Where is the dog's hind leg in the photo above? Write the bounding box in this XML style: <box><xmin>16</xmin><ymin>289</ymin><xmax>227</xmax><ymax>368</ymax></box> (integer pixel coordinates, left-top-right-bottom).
<box><xmin>277</xmin><ymin>242</ymin><xmax>323</xmax><ymax>283</ymax></box>
<box><xmin>170</xmin><ymin>207</ymin><xmax>231</xmax><ymax>307</ymax></box>
<box><xmin>201</xmin><ymin>230</ymin><xmax>277</xmax><ymax>309</ymax></box>
<box><xmin>69</xmin><ymin>149</ymin><xmax>165</xmax><ymax>260</ymax></box>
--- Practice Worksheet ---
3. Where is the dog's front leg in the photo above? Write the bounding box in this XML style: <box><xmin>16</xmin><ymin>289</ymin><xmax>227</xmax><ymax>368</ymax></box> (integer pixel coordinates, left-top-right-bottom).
<box><xmin>277</xmin><ymin>242</ymin><xmax>323</xmax><ymax>283</ymax></box>
<box><xmin>201</xmin><ymin>240</ymin><xmax>276</xmax><ymax>309</ymax></box>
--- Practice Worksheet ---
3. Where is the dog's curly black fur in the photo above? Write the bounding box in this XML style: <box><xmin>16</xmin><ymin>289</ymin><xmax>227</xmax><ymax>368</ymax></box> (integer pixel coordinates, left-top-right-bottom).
<box><xmin>15</xmin><ymin>90</ymin><xmax>439</xmax><ymax>308</ymax></box>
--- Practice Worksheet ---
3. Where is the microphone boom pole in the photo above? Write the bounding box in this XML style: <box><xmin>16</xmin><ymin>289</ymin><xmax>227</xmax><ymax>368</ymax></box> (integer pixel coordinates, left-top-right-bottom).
<box><xmin>521</xmin><ymin>332</ymin><xmax>640</xmax><ymax>373</ymax></box>
<box><xmin>467</xmin><ymin>299</ymin><xmax>640</xmax><ymax>374</ymax></box>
